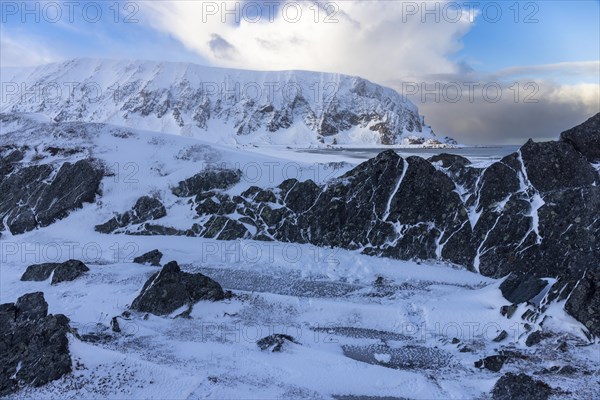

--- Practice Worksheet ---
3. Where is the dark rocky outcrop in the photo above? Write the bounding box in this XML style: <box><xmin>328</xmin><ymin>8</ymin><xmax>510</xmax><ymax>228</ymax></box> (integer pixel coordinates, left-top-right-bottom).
<box><xmin>133</xmin><ymin>249</ymin><xmax>163</xmax><ymax>266</ymax></box>
<box><xmin>474</xmin><ymin>355</ymin><xmax>508</xmax><ymax>372</ymax></box>
<box><xmin>172</xmin><ymin>169</ymin><xmax>242</xmax><ymax>197</ymax></box>
<box><xmin>491</xmin><ymin>372</ymin><xmax>552</xmax><ymax>400</ymax></box>
<box><xmin>130</xmin><ymin>261</ymin><xmax>225</xmax><ymax>315</ymax></box>
<box><xmin>51</xmin><ymin>260</ymin><xmax>90</xmax><ymax>284</ymax></box>
<box><xmin>564</xmin><ymin>269</ymin><xmax>600</xmax><ymax>336</ymax></box>
<box><xmin>20</xmin><ymin>263</ymin><xmax>58</xmax><ymax>282</ymax></box>
<box><xmin>21</xmin><ymin>259</ymin><xmax>89</xmax><ymax>284</ymax></box>
<box><xmin>0</xmin><ymin>292</ymin><xmax>72</xmax><ymax>396</ymax></box>
<box><xmin>95</xmin><ymin>196</ymin><xmax>166</xmax><ymax>233</ymax></box>
<box><xmin>256</xmin><ymin>334</ymin><xmax>299</xmax><ymax>352</ymax></box>
<box><xmin>500</xmin><ymin>276</ymin><xmax>547</xmax><ymax>305</ymax></box>
<box><xmin>0</xmin><ymin>159</ymin><xmax>103</xmax><ymax>235</ymax></box>
<box><xmin>93</xmin><ymin>114</ymin><xmax>600</xmax><ymax>335</ymax></box>
<box><xmin>560</xmin><ymin>113</ymin><xmax>600</xmax><ymax>162</ymax></box>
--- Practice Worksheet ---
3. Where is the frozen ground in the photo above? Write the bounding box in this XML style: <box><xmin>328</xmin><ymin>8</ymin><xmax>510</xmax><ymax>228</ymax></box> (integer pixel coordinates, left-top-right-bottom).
<box><xmin>1</xmin><ymin>114</ymin><xmax>598</xmax><ymax>399</ymax></box>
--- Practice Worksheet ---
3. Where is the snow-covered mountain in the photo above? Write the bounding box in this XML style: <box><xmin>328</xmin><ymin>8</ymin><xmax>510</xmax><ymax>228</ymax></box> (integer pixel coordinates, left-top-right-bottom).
<box><xmin>0</xmin><ymin>58</ymin><xmax>455</xmax><ymax>147</ymax></box>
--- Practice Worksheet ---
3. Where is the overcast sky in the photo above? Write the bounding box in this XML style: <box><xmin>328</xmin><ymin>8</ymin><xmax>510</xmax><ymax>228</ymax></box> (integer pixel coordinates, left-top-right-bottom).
<box><xmin>1</xmin><ymin>0</ymin><xmax>598</xmax><ymax>144</ymax></box>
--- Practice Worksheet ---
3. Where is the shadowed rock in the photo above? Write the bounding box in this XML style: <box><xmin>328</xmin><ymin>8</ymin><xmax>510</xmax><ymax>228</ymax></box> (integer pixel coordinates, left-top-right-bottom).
<box><xmin>564</xmin><ymin>269</ymin><xmax>600</xmax><ymax>336</ymax></box>
<box><xmin>130</xmin><ymin>261</ymin><xmax>225</xmax><ymax>315</ymax></box>
<box><xmin>172</xmin><ymin>169</ymin><xmax>242</xmax><ymax>197</ymax></box>
<box><xmin>133</xmin><ymin>249</ymin><xmax>163</xmax><ymax>266</ymax></box>
<box><xmin>491</xmin><ymin>372</ymin><xmax>552</xmax><ymax>400</ymax></box>
<box><xmin>0</xmin><ymin>292</ymin><xmax>72</xmax><ymax>396</ymax></box>
<box><xmin>560</xmin><ymin>112</ymin><xmax>600</xmax><ymax>162</ymax></box>
<box><xmin>21</xmin><ymin>259</ymin><xmax>89</xmax><ymax>284</ymax></box>
<box><xmin>52</xmin><ymin>259</ymin><xmax>90</xmax><ymax>284</ymax></box>
<box><xmin>95</xmin><ymin>196</ymin><xmax>166</xmax><ymax>233</ymax></box>
<box><xmin>0</xmin><ymin>159</ymin><xmax>103</xmax><ymax>235</ymax></box>
<box><xmin>257</xmin><ymin>334</ymin><xmax>299</xmax><ymax>352</ymax></box>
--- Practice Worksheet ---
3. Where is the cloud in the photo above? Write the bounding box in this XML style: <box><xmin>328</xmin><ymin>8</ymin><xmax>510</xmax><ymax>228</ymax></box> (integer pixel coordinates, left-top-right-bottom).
<box><xmin>414</xmin><ymin>81</ymin><xmax>599</xmax><ymax>145</ymax></box>
<box><xmin>0</xmin><ymin>31</ymin><xmax>61</xmax><ymax>68</ymax></box>
<box><xmin>208</xmin><ymin>34</ymin><xmax>238</xmax><ymax>60</ymax></box>
<box><xmin>139</xmin><ymin>0</ymin><xmax>474</xmax><ymax>81</ymax></box>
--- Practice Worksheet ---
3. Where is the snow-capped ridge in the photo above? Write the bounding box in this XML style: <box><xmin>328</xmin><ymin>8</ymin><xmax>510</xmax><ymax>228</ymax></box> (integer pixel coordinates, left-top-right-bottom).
<box><xmin>1</xmin><ymin>58</ymin><xmax>454</xmax><ymax>147</ymax></box>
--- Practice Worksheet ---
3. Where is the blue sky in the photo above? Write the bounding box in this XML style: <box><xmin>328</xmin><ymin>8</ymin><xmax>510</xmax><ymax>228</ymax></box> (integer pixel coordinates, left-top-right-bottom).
<box><xmin>2</xmin><ymin>1</ymin><xmax>598</xmax><ymax>74</ymax></box>
<box><xmin>1</xmin><ymin>0</ymin><xmax>599</xmax><ymax>144</ymax></box>
<box><xmin>456</xmin><ymin>0</ymin><xmax>599</xmax><ymax>76</ymax></box>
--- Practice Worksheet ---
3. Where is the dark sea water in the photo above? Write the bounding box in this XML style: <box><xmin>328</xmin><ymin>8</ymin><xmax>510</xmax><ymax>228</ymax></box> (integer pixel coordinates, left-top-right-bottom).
<box><xmin>298</xmin><ymin>146</ymin><xmax>521</xmax><ymax>165</ymax></box>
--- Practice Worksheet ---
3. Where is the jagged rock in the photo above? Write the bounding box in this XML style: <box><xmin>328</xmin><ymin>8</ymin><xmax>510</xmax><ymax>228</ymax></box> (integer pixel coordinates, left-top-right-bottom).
<box><xmin>500</xmin><ymin>276</ymin><xmax>547</xmax><ymax>304</ymax></box>
<box><xmin>21</xmin><ymin>259</ymin><xmax>89</xmax><ymax>284</ymax></box>
<box><xmin>0</xmin><ymin>292</ymin><xmax>72</xmax><ymax>396</ymax></box>
<box><xmin>0</xmin><ymin>159</ymin><xmax>103</xmax><ymax>235</ymax></box>
<box><xmin>172</xmin><ymin>169</ymin><xmax>242</xmax><ymax>197</ymax></box>
<box><xmin>491</xmin><ymin>372</ymin><xmax>552</xmax><ymax>400</ymax></box>
<box><xmin>520</xmin><ymin>139</ymin><xmax>598</xmax><ymax>192</ymax></box>
<box><xmin>110</xmin><ymin>316</ymin><xmax>121</xmax><ymax>333</ymax></box>
<box><xmin>474</xmin><ymin>355</ymin><xmax>508</xmax><ymax>372</ymax></box>
<box><xmin>525</xmin><ymin>331</ymin><xmax>543</xmax><ymax>347</ymax></box>
<box><xmin>20</xmin><ymin>263</ymin><xmax>59</xmax><ymax>282</ymax></box>
<box><xmin>95</xmin><ymin>196</ymin><xmax>166</xmax><ymax>233</ymax></box>
<box><xmin>130</xmin><ymin>261</ymin><xmax>225</xmax><ymax>315</ymax></box>
<box><xmin>256</xmin><ymin>334</ymin><xmax>299</xmax><ymax>352</ymax></box>
<box><xmin>492</xmin><ymin>330</ymin><xmax>508</xmax><ymax>342</ymax></box>
<box><xmin>560</xmin><ymin>112</ymin><xmax>600</xmax><ymax>162</ymax></box>
<box><xmin>51</xmin><ymin>259</ymin><xmax>90</xmax><ymax>284</ymax></box>
<box><xmin>564</xmin><ymin>269</ymin><xmax>600</xmax><ymax>336</ymax></box>
<box><xmin>500</xmin><ymin>304</ymin><xmax>518</xmax><ymax>318</ymax></box>
<box><xmin>88</xmin><ymin>116</ymin><xmax>600</xmax><ymax>334</ymax></box>
<box><xmin>133</xmin><ymin>249</ymin><xmax>163</xmax><ymax>266</ymax></box>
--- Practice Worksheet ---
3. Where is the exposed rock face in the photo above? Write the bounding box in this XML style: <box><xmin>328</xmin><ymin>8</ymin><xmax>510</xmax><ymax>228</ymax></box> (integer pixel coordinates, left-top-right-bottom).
<box><xmin>0</xmin><ymin>292</ymin><xmax>72</xmax><ymax>396</ymax></box>
<box><xmin>499</xmin><ymin>276</ymin><xmax>548</xmax><ymax>305</ymax></box>
<box><xmin>21</xmin><ymin>260</ymin><xmax>90</xmax><ymax>284</ymax></box>
<box><xmin>491</xmin><ymin>373</ymin><xmax>552</xmax><ymax>400</ymax></box>
<box><xmin>172</xmin><ymin>169</ymin><xmax>242</xmax><ymax>197</ymax></box>
<box><xmin>76</xmin><ymin>113</ymin><xmax>600</xmax><ymax>334</ymax></box>
<box><xmin>20</xmin><ymin>263</ymin><xmax>58</xmax><ymax>282</ymax></box>
<box><xmin>564</xmin><ymin>270</ymin><xmax>600</xmax><ymax>336</ymax></box>
<box><xmin>474</xmin><ymin>355</ymin><xmax>508</xmax><ymax>372</ymax></box>
<box><xmin>130</xmin><ymin>261</ymin><xmax>225</xmax><ymax>315</ymax></box>
<box><xmin>133</xmin><ymin>249</ymin><xmax>163</xmax><ymax>266</ymax></box>
<box><xmin>3</xmin><ymin>58</ymin><xmax>452</xmax><ymax>146</ymax></box>
<box><xmin>560</xmin><ymin>113</ymin><xmax>600</xmax><ymax>162</ymax></box>
<box><xmin>51</xmin><ymin>260</ymin><xmax>90</xmax><ymax>284</ymax></box>
<box><xmin>0</xmin><ymin>158</ymin><xmax>103</xmax><ymax>235</ymax></box>
<box><xmin>95</xmin><ymin>196</ymin><xmax>166</xmax><ymax>233</ymax></box>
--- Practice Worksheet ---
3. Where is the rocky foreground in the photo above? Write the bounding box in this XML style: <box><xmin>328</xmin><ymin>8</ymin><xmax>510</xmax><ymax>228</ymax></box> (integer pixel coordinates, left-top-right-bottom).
<box><xmin>0</xmin><ymin>112</ymin><xmax>599</xmax><ymax>398</ymax></box>
<box><xmin>88</xmin><ymin>113</ymin><xmax>599</xmax><ymax>337</ymax></box>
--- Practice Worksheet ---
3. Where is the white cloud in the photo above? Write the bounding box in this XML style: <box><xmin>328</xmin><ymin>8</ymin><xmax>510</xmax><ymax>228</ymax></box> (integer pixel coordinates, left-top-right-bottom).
<box><xmin>0</xmin><ymin>31</ymin><xmax>61</xmax><ymax>68</ymax></box>
<box><xmin>140</xmin><ymin>0</ymin><xmax>474</xmax><ymax>82</ymax></box>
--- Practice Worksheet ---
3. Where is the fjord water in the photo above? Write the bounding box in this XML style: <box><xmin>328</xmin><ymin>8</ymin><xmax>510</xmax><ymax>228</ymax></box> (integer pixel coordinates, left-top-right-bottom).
<box><xmin>299</xmin><ymin>145</ymin><xmax>521</xmax><ymax>164</ymax></box>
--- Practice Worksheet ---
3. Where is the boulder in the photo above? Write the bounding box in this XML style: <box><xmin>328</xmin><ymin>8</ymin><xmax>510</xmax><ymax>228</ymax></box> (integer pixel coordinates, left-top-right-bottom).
<box><xmin>21</xmin><ymin>259</ymin><xmax>89</xmax><ymax>284</ymax></box>
<box><xmin>491</xmin><ymin>372</ymin><xmax>552</xmax><ymax>400</ymax></box>
<box><xmin>0</xmin><ymin>292</ymin><xmax>72</xmax><ymax>396</ymax></box>
<box><xmin>20</xmin><ymin>263</ymin><xmax>59</xmax><ymax>282</ymax></box>
<box><xmin>256</xmin><ymin>334</ymin><xmax>299</xmax><ymax>352</ymax></box>
<box><xmin>52</xmin><ymin>259</ymin><xmax>90</xmax><ymax>284</ymax></box>
<box><xmin>133</xmin><ymin>249</ymin><xmax>163</xmax><ymax>266</ymax></box>
<box><xmin>500</xmin><ymin>276</ymin><xmax>547</xmax><ymax>304</ymax></box>
<box><xmin>130</xmin><ymin>261</ymin><xmax>225</xmax><ymax>315</ymax></box>
<box><xmin>474</xmin><ymin>355</ymin><xmax>508</xmax><ymax>372</ymax></box>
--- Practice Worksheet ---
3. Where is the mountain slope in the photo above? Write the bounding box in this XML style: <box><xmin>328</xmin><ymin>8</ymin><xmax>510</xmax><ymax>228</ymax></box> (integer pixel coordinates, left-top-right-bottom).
<box><xmin>0</xmin><ymin>58</ymin><xmax>454</xmax><ymax>147</ymax></box>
